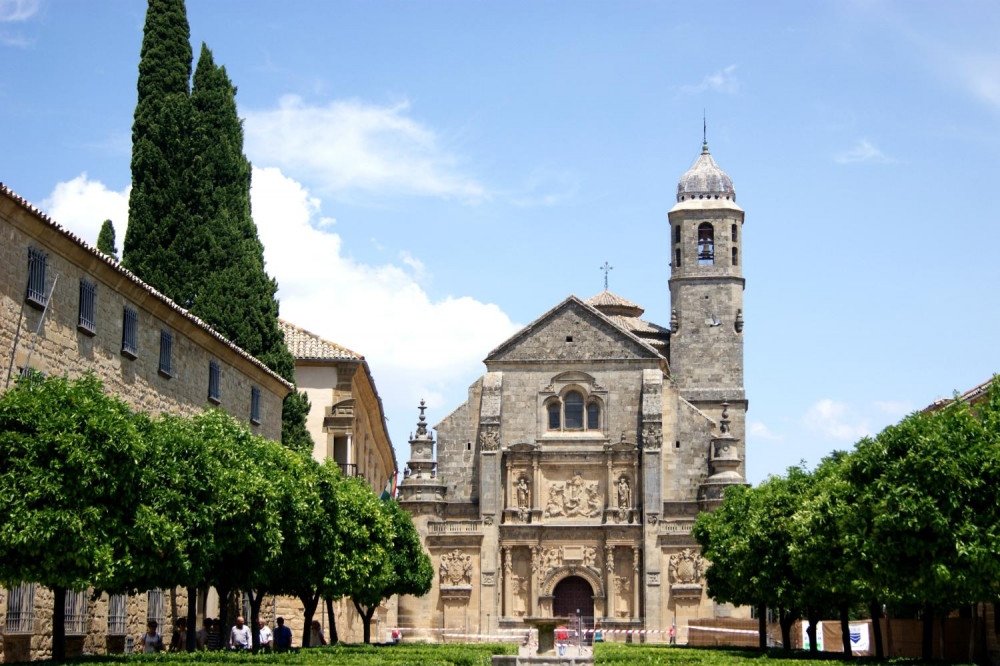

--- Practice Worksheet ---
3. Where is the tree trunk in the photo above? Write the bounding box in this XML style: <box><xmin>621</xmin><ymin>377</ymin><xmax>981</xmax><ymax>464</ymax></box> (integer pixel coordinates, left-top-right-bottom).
<box><xmin>298</xmin><ymin>590</ymin><xmax>320</xmax><ymax>647</ymax></box>
<box><xmin>354</xmin><ymin>600</ymin><xmax>376</xmax><ymax>644</ymax></box>
<box><xmin>839</xmin><ymin>603</ymin><xmax>852</xmax><ymax>658</ymax></box>
<box><xmin>868</xmin><ymin>600</ymin><xmax>884</xmax><ymax>659</ymax></box>
<box><xmin>186</xmin><ymin>587</ymin><xmax>198</xmax><ymax>652</ymax></box>
<box><xmin>779</xmin><ymin>607</ymin><xmax>796</xmax><ymax>651</ymax></box>
<box><xmin>52</xmin><ymin>586</ymin><xmax>67</xmax><ymax>662</ymax></box>
<box><xmin>968</xmin><ymin>603</ymin><xmax>977</xmax><ymax>664</ymax></box>
<box><xmin>921</xmin><ymin>605</ymin><xmax>933</xmax><ymax>660</ymax></box>
<box><xmin>248</xmin><ymin>590</ymin><xmax>265</xmax><ymax>652</ymax></box>
<box><xmin>216</xmin><ymin>586</ymin><xmax>231</xmax><ymax>649</ymax></box>
<box><xmin>938</xmin><ymin>614</ymin><xmax>946</xmax><ymax>662</ymax></box>
<box><xmin>885</xmin><ymin>606</ymin><xmax>894</xmax><ymax>658</ymax></box>
<box><xmin>325</xmin><ymin>596</ymin><xmax>338</xmax><ymax>644</ymax></box>
<box><xmin>757</xmin><ymin>604</ymin><xmax>767</xmax><ymax>650</ymax></box>
<box><xmin>806</xmin><ymin>606</ymin><xmax>819</xmax><ymax>654</ymax></box>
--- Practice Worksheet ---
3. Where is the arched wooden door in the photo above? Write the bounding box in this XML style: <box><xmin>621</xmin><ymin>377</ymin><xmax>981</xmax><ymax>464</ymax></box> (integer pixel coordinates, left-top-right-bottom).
<box><xmin>552</xmin><ymin>576</ymin><xmax>594</xmax><ymax>620</ymax></box>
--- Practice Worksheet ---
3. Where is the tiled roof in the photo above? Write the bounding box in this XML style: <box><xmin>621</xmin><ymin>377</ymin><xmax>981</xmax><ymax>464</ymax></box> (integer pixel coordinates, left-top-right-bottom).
<box><xmin>585</xmin><ymin>290</ymin><xmax>641</xmax><ymax>312</ymax></box>
<box><xmin>278</xmin><ymin>320</ymin><xmax>362</xmax><ymax>361</ymax></box>
<box><xmin>0</xmin><ymin>182</ymin><xmax>293</xmax><ymax>391</ymax></box>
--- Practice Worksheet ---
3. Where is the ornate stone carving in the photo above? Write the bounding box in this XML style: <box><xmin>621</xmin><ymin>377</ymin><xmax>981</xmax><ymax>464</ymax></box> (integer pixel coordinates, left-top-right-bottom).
<box><xmin>503</xmin><ymin>548</ymin><xmax>512</xmax><ymax>575</ymax></box>
<box><xmin>614</xmin><ymin>574</ymin><xmax>632</xmax><ymax>595</ymax></box>
<box><xmin>583</xmin><ymin>546</ymin><xmax>598</xmax><ymax>571</ymax></box>
<box><xmin>641</xmin><ymin>423</ymin><xmax>662</xmax><ymax>449</ymax></box>
<box><xmin>512</xmin><ymin>576</ymin><xmax>528</xmax><ymax>617</ymax></box>
<box><xmin>544</xmin><ymin>472</ymin><xmax>602</xmax><ymax>518</ymax></box>
<box><xmin>617</xmin><ymin>475</ymin><xmax>631</xmax><ymax>509</ymax></box>
<box><xmin>479</xmin><ymin>425</ymin><xmax>500</xmax><ymax>452</ymax></box>
<box><xmin>483</xmin><ymin>515</ymin><xmax>494</xmax><ymax>526</ymax></box>
<box><xmin>482</xmin><ymin>571</ymin><xmax>496</xmax><ymax>586</ymax></box>
<box><xmin>647</xmin><ymin>571</ymin><xmax>661</xmax><ymax>586</ymax></box>
<box><xmin>668</xmin><ymin>548</ymin><xmax>704</xmax><ymax>585</ymax></box>
<box><xmin>515</xmin><ymin>475</ymin><xmax>531</xmax><ymax>522</ymax></box>
<box><xmin>646</xmin><ymin>512</ymin><xmax>659</xmax><ymax>526</ymax></box>
<box><xmin>439</xmin><ymin>549</ymin><xmax>473</xmax><ymax>587</ymax></box>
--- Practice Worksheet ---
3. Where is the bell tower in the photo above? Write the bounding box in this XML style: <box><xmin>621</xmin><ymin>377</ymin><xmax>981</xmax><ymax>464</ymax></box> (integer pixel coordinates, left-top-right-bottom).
<box><xmin>667</xmin><ymin>139</ymin><xmax>747</xmax><ymax>489</ymax></box>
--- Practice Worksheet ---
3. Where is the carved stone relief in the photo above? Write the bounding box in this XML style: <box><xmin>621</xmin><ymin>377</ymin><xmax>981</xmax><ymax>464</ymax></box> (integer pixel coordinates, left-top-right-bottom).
<box><xmin>482</xmin><ymin>571</ymin><xmax>496</xmax><ymax>586</ymax></box>
<box><xmin>544</xmin><ymin>472</ymin><xmax>602</xmax><ymax>518</ymax></box>
<box><xmin>641</xmin><ymin>423</ymin><xmax>662</xmax><ymax>450</ymax></box>
<box><xmin>512</xmin><ymin>576</ymin><xmax>528</xmax><ymax>617</ymax></box>
<box><xmin>479</xmin><ymin>425</ymin><xmax>500</xmax><ymax>452</ymax></box>
<box><xmin>668</xmin><ymin>548</ymin><xmax>704</xmax><ymax>585</ymax></box>
<box><xmin>439</xmin><ymin>549</ymin><xmax>473</xmax><ymax>587</ymax></box>
<box><xmin>647</xmin><ymin>572</ymin><xmax>661</xmax><ymax>586</ymax></box>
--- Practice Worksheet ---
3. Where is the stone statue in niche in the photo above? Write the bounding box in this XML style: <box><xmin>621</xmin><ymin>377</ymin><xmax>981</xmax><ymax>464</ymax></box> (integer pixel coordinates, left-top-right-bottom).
<box><xmin>617</xmin><ymin>476</ymin><xmax>631</xmax><ymax>508</ymax></box>
<box><xmin>668</xmin><ymin>548</ymin><xmax>704</xmax><ymax>585</ymax></box>
<box><xmin>512</xmin><ymin>576</ymin><xmax>528</xmax><ymax>617</ymax></box>
<box><xmin>583</xmin><ymin>546</ymin><xmax>599</xmax><ymax>571</ymax></box>
<box><xmin>517</xmin><ymin>476</ymin><xmax>530</xmax><ymax>508</ymax></box>
<box><xmin>439</xmin><ymin>549</ymin><xmax>473</xmax><ymax>587</ymax></box>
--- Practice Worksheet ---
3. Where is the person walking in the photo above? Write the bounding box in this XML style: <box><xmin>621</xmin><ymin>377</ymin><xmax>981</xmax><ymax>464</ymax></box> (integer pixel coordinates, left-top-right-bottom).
<box><xmin>258</xmin><ymin>618</ymin><xmax>274</xmax><ymax>652</ymax></box>
<box><xmin>274</xmin><ymin>617</ymin><xmax>293</xmax><ymax>651</ymax></box>
<box><xmin>139</xmin><ymin>621</ymin><xmax>164</xmax><ymax>653</ymax></box>
<box><xmin>229</xmin><ymin>616</ymin><xmax>252</xmax><ymax>651</ymax></box>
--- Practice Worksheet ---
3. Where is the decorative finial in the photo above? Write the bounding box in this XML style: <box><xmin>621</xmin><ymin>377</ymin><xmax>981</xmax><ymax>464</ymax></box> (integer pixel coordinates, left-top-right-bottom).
<box><xmin>702</xmin><ymin>110</ymin><xmax>709</xmax><ymax>154</ymax></box>
<box><xmin>600</xmin><ymin>261</ymin><xmax>613</xmax><ymax>291</ymax></box>
<box><xmin>670</xmin><ymin>308</ymin><xmax>679</xmax><ymax>332</ymax></box>
<box><xmin>416</xmin><ymin>399</ymin><xmax>428</xmax><ymax>437</ymax></box>
<box><xmin>734</xmin><ymin>309</ymin><xmax>744</xmax><ymax>333</ymax></box>
<box><xmin>720</xmin><ymin>401</ymin><xmax>730</xmax><ymax>434</ymax></box>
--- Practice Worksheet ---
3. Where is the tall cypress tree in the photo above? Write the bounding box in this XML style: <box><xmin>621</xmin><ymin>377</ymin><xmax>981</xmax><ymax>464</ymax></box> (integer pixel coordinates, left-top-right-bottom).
<box><xmin>125</xmin><ymin>3</ymin><xmax>313</xmax><ymax>454</ymax></box>
<box><xmin>124</xmin><ymin>0</ymin><xmax>196</xmax><ymax>305</ymax></box>
<box><xmin>96</xmin><ymin>219</ymin><xmax>118</xmax><ymax>258</ymax></box>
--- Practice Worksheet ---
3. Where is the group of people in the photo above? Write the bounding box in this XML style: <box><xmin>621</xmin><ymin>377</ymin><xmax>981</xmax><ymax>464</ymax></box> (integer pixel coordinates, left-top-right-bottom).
<box><xmin>138</xmin><ymin>615</ymin><xmax>297</xmax><ymax>653</ymax></box>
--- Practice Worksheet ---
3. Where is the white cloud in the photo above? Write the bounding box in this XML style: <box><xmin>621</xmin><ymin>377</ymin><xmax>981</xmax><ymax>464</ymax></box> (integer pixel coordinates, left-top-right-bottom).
<box><xmin>244</xmin><ymin>96</ymin><xmax>486</xmax><ymax>201</ymax></box>
<box><xmin>0</xmin><ymin>0</ymin><xmax>39</xmax><ymax>22</ymax></box>
<box><xmin>834</xmin><ymin>139</ymin><xmax>893</xmax><ymax>164</ymax></box>
<box><xmin>41</xmin><ymin>173</ymin><xmax>130</xmax><ymax>249</ymax></box>
<box><xmin>250</xmin><ymin>166</ymin><xmax>520</xmax><ymax>450</ymax></box>
<box><xmin>747</xmin><ymin>421</ymin><xmax>784</xmax><ymax>442</ymax></box>
<box><xmin>803</xmin><ymin>399</ymin><xmax>871</xmax><ymax>442</ymax></box>
<box><xmin>679</xmin><ymin>65</ymin><xmax>740</xmax><ymax>96</ymax></box>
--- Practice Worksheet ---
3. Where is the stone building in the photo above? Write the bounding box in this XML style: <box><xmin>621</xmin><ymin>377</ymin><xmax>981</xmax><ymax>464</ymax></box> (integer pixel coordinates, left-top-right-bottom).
<box><xmin>398</xmin><ymin>143</ymin><xmax>749</xmax><ymax>643</ymax></box>
<box><xmin>276</xmin><ymin>320</ymin><xmax>398</xmax><ymax>643</ymax></box>
<box><xmin>0</xmin><ymin>183</ymin><xmax>292</xmax><ymax>661</ymax></box>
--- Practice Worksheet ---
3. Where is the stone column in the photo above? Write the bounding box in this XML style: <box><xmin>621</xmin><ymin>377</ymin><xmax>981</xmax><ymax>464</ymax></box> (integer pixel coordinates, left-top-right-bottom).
<box><xmin>502</xmin><ymin>548</ymin><xmax>512</xmax><ymax>618</ymax></box>
<box><xmin>606</xmin><ymin>457</ymin><xmax>614</xmax><ymax>513</ymax></box>
<box><xmin>605</xmin><ymin>545</ymin><xmax>615</xmax><ymax>619</ymax></box>
<box><xmin>633</xmin><ymin>547</ymin><xmax>641</xmax><ymax>619</ymax></box>
<box><xmin>532</xmin><ymin>458</ymin><xmax>540</xmax><ymax>512</ymax></box>
<box><xmin>505</xmin><ymin>458</ymin><xmax>513</xmax><ymax>512</ymax></box>
<box><xmin>530</xmin><ymin>546</ymin><xmax>540</xmax><ymax>615</ymax></box>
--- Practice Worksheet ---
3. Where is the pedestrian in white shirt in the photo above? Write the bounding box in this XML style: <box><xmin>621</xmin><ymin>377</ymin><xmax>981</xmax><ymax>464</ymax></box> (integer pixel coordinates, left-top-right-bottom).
<box><xmin>229</xmin><ymin>616</ymin><xmax>252</xmax><ymax>651</ymax></box>
<box><xmin>258</xmin><ymin>618</ymin><xmax>274</xmax><ymax>652</ymax></box>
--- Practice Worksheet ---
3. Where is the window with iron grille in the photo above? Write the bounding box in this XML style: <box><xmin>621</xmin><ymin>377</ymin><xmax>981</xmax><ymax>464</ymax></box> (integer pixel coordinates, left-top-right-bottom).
<box><xmin>158</xmin><ymin>331</ymin><xmax>173</xmax><ymax>377</ymax></box>
<box><xmin>121</xmin><ymin>306</ymin><xmax>138</xmax><ymax>359</ymax></box>
<box><xmin>78</xmin><ymin>279</ymin><xmax>97</xmax><ymax>334</ymax></box>
<box><xmin>64</xmin><ymin>590</ymin><xmax>88</xmax><ymax>635</ymax></box>
<box><xmin>146</xmin><ymin>589</ymin><xmax>165</xmax><ymax>628</ymax></box>
<box><xmin>4</xmin><ymin>583</ymin><xmax>36</xmax><ymax>634</ymax></box>
<box><xmin>108</xmin><ymin>594</ymin><xmax>128</xmax><ymax>636</ymax></box>
<box><xmin>208</xmin><ymin>361</ymin><xmax>221</xmax><ymax>403</ymax></box>
<box><xmin>250</xmin><ymin>386</ymin><xmax>261</xmax><ymax>425</ymax></box>
<box><xmin>25</xmin><ymin>247</ymin><xmax>48</xmax><ymax>308</ymax></box>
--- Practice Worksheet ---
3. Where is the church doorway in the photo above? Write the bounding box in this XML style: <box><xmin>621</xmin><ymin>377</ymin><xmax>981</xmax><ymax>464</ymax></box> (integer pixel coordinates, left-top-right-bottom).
<box><xmin>552</xmin><ymin>576</ymin><xmax>594</xmax><ymax>622</ymax></box>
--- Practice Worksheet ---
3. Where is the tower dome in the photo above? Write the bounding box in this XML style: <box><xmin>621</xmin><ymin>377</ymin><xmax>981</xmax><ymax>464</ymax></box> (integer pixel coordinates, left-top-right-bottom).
<box><xmin>676</xmin><ymin>142</ymin><xmax>735</xmax><ymax>202</ymax></box>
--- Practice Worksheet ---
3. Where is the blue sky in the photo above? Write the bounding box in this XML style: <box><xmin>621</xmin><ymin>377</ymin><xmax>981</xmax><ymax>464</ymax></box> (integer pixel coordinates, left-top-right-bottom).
<box><xmin>2</xmin><ymin>1</ymin><xmax>998</xmax><ymax>484</ymax></box>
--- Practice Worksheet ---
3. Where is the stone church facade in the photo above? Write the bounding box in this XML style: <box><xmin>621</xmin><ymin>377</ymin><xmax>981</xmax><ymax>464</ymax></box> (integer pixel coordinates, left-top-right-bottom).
<box><xmin>398</xmin><ymin>143</ymin><xmax>749</xmax><ymax>643</ymax></box>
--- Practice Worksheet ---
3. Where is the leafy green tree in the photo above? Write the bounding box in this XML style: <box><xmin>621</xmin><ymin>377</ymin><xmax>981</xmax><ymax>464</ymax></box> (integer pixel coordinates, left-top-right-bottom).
<box><xmin>694</xmin><ymin>468</ymin><xmax>812</xmax><ymax>650</ymax></box>
<box><xmin>96</xmin><ymin>219</ymin><xmax>118</xmax><ymax>258</ymax></box>
<box><xmin>0</xmin><ymin>374</ymin><xmax>150</xmax><ymax>661</ymax></box>
<box><xmin>138</xmin><ymin>413</ymin><xmax>222</xmax><ymax>651</ymax></box>
<box><xmin>350</xmin><ymin>499</ymin><xmax>432</xmax><ymax>644</ymax></box>
<box><xmin>844</xmin><ymin>388</ymin><xmax>1000</xmax><ymax>660</ymax></box>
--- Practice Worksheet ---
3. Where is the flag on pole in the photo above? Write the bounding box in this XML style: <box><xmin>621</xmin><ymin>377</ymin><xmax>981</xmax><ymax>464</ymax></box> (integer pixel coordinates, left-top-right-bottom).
<box><xmin>380</xmin><ymin>472</ymin><xmax>397</xmax><ymax>501</ymax></box>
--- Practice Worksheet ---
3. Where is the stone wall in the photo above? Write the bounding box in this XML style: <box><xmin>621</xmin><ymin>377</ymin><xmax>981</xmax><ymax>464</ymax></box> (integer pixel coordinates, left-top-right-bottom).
<box><xmin>0</xmin><ymin>189</ymin><xmax>289</xmax><ymax>439</ymax></box>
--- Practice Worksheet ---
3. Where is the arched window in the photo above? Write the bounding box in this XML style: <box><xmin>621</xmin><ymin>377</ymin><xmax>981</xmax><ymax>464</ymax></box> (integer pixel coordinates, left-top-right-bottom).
<box><xmin>731</xmin><ymin>224</ymin><xmax>737</xmax><ymax>242</ymax></box>
<box><xmin>698</xmin><ymin>223</ymin><xmax>714</xmax><ymax>265</ymax></box>
<box><xmin>547</xmin><ymin>402</ymin><xmax>561</xmax><ymax>430</ymax></box>
<box><xmin>587</xmin><ymin>402</ymin><xmax>600</xmax><ymax>430</ymax></box>
<box><xmin>564</xmin><ymin>391</ymin><xmax>584</xmax><ymax>429</ymax></box>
